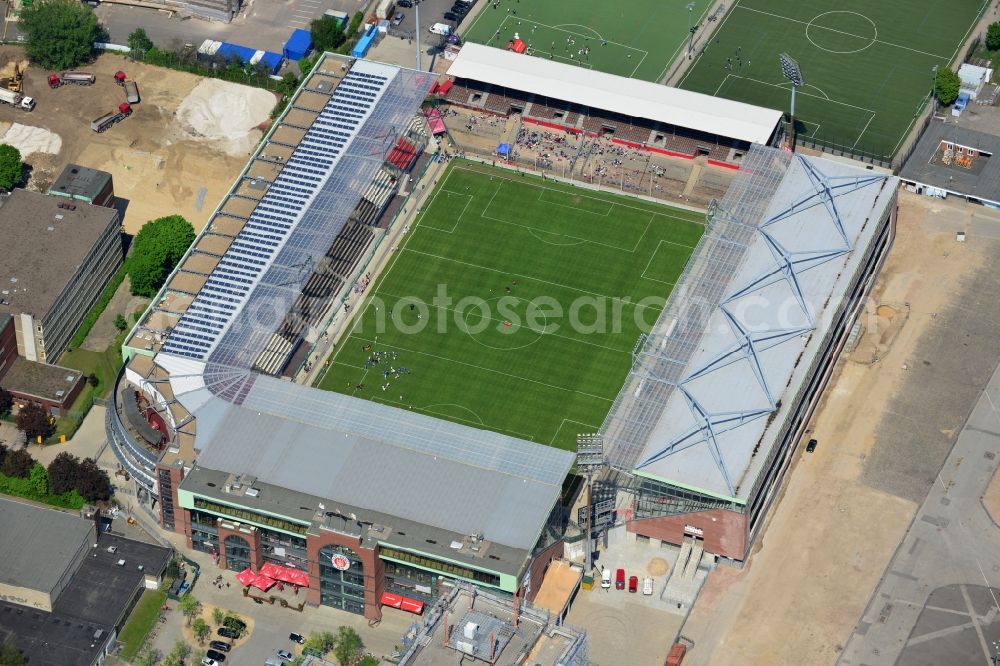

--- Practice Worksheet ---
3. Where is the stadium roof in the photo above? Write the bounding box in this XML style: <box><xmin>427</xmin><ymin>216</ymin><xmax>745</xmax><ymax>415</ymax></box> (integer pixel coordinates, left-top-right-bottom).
<box><xmin>602</xmin><ymin>145</ymin><xmax>898</xmax><ymax>501</ymax></box>
<box><xmin>160</xmin><ymin>355</ymin><xmax>573</xmax><ymax>551</ymax></box>
<box><xmin>162</xmin><ymin>59</ymin><xmax>433</xmax><ymax>367</ymax></box>
<box><xmin>446</xmin><ymin>43</ymin><xmax>783</xmax><ymax>145</ymax></box>
<box><xmin>0</xmin><ymin>497</ymin><xmax>94</xmax><ymax>594</ymax></box>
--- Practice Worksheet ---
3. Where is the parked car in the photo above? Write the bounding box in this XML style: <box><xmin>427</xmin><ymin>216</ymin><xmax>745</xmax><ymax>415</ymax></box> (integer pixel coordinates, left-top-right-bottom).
<box><xmin>289</xmin><ymin>632</ymin><xmax>305</xmax><ymax>644</ymax></box>
<box><xmin>217</xmin><ymin>627</ymin><xmax>239</xmax><ymax>639</ymax></box>
<box><xmin>201</xmin><ymin>659</ymin><xmax>217</xmax><ymax>666</ymax></box>
<box><xmin>397</xmin><ymin>0</ymin><xmax>412</xmax><ymax>6</ymax></box>
<box><xmin>628</xmin><ymin>575</ymin><xmax>638</xmax><ymax>593</ymax></box>
<box><xmin>205</xmin><ymin>650</ymin><xmax>226</xmax><ymax>663</ymax></box>
<box><xmin>642</xmin><ymin>576</ymin><xmax>653</xmax><ymax>595</ymax></box>
<box><xmin>806</xmin><ymin>438</ymin><xmax>818</xmax><ymax>452</ymax></box>
<box><xmin>600</xmin><ymin>568</ymin><xmax>611</xmax><ymax>589</ymax></box>
<box><xmin>615</xmin><ymin>568</ymin><xmax>625</xmax><ymax>590</ymax></box>
<box><xmin>209</xmin><ymin>641</ymin><xmax>232</xmax><ymax>652</ymax></box>
<box><xmin>277</xmin><ymin>649</ymin><xmax>295</xmax><ymax>662</ymax></box>
<box><xmin>392</xmin><ymin>12</ymin><xmax>404</xmax><ymax>25</ymax></box>
<box><xmin>443</xmin><ymin>11</ymin><xmax>460</xmax><ymax>21</ymax></box>
<box><xmin>450</xmin><ymin>4</ymin><xmax>468</xmax><ymax>14</ymax></box>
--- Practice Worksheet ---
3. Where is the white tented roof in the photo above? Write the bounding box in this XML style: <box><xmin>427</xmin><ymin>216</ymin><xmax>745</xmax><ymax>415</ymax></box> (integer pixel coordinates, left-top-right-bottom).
<box><xmin>602</xmin><ymin>145</ymin><xmax>898</xmax><ymax>501</ymax></box>
<box><xmin>446</xmin><ymin>43</ymin><xmax>783</xmax><ymax>144</ymax></box>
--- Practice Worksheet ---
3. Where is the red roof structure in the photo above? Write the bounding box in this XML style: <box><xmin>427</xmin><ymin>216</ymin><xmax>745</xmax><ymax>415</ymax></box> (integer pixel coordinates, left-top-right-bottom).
<box><xmin>259</xmin><ymin>562</ymin><xmax>310</xmax><ymax>587</ymax></box>
<box><xmin>235</xmin><ymin>567</ymin><xmax>255</xmax><ymax>587</ymax></box>
<box><xmin>380</xmin><ymin>592</ymin><xmax>424</xmax><ymax>614</ymax></box>
<box><xmin>386</xmin><ymin>137</ymin><xmax>418</xmax><ymax>171</ymax></box>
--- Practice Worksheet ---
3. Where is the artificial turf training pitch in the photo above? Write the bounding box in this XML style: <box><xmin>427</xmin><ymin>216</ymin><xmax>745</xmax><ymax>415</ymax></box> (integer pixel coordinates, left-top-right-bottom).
<box><xmin>317</xmin><ymin>162</ymin><xmax>704</xmax><ymax>450</ymax></box>
<box><xmin>461</xmin><ymin>0</ymin><xmax>715</xmax><ymax>82</ymax></box>
<box><xmin>679</xmin><ymin>0</ymin><xmax>986</xmax><ymax>159</ymax></box>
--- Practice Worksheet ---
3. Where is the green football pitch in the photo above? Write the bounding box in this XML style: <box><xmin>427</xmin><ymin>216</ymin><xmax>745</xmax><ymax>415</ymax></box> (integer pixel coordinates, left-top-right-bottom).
<box><xmin>316</xmin><ymin>163</ymin><xmax>704</xmax><ymax>450</ymax></box>
<box><xmin>679</xmin><ymin>0</ymin><xmax>986</xmax><ymax>159</ymax></box>
<box><xmin>461</xmin><ymin>0</ymin><xmax>715</xmax><ymax>82</ymax></box>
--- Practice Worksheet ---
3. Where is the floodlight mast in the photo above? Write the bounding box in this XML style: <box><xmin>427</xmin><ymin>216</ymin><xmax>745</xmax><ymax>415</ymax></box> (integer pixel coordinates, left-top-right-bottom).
<box><xmin>577</xmin><ymin>433</ymin><xmax>605</xmax><ymax>577</ymax></box>
<box><xmin>779</xmin><ymin>53</ymin><xmax>804</xmax><ymax>152</ymax></box>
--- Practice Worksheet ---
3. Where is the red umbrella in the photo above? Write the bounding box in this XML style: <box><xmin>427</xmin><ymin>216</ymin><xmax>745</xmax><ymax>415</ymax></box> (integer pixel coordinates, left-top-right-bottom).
<box><xmin>235</xmin><ymin>567</ymin><xmax>255</xmax><ymax>587</ymax></box>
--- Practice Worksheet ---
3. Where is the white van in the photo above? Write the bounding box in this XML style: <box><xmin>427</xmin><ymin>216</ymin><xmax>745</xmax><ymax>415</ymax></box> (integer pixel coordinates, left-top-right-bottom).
<box><xmin>429</xmin><ymin>22</ymin><xmax>452</xmax><ymax>35</ymax></box>
<box><xmin>600</xmin><ymin>568</ymin><xmax>612</xmax><ymax>589</ymax></box>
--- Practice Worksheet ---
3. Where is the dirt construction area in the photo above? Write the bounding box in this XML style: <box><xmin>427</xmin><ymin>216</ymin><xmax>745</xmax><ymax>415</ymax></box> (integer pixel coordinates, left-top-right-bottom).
<box><xmin>0</xmin><ymin>48</ymin><xmax>276</xmax><ymax>234</ymax></box>
<box><xmin>678</xmin><ymin>192</ymin><xmax>1000</xmax><ymax>665</ymax></box>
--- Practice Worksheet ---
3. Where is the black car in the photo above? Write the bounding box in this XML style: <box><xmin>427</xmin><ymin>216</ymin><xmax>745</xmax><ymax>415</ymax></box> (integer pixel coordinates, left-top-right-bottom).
<box><xmin>451</xmin><ymin>4</ymin><xmax>469</xmax><ymax>14</ymax></box>
<box><xmin>806</xmin><ymin>438</ymin><xmax>818</xmax><ymax>453</ymax></box>
<box><xmin>206</xmin><ymin>650</ymin><xmax>226</xmax><ymax>663</ymax></box>
<box><xmin>397</xmin><ymin>0</ymin><xmax>412</xmax><ymax>6</ymax></box>
<box><xmin>209</xmin><ymin>641</ymin><xmax>232</xmax><ymax>653</ymax></box>
<box><xmin>289</xmin><ymin>632</ymin><xmax>305</xmax><ymax>644</ymax></box>
<box><xmin>217</xmin><ymin>627</ymin><xmax>239</xmax><ymax>640</ymax></box>
<box><xmin>443</xmin><ymin>11</ymin><xmax>459</xmax><ymax>21</ymax></box>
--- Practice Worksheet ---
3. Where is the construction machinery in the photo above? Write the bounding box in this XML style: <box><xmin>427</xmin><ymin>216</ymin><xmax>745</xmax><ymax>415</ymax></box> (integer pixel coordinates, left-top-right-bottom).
<box><xmin>0</xmin><ymin>88</ymin><xmax>34</xmax><ymax>111</ymax></box>
<box><xmin>114</xmin><ymin>70</ymin><xmax>140</xmax><ymax>104</ymax></box>
<box><xmin>49</xmin><ymin>71</ymin><xmax>96</xmax><ymax>88</ymax></box>
<box><xmin>91</xmin><ymin>102</ymin><xmax>132</xmax><ymax>132</ymax></box>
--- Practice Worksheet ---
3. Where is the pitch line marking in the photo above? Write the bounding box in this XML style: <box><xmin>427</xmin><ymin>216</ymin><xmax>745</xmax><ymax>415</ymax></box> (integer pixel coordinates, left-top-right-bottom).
<box><xmin>346</xmin><ymin>334</ymin><xmax>616</xmax><ymax>403</ymax></box>
<box><xmin>738</xmin><ymin>5</ymin><xmax>951</xmax><ymax>60</ymax></box>
<box><xmin>375</xmin><ymin>290</ymin><xmax>634</xmax><ymax>356</ymax></box>
<box><xmin>422</xmin><ymin>402</ymin><xmax>486</xmax><ymax>425</ymax></box>
<box><xmin>656</xmin><ymin>0</ymin><xmax>717</xmax><ymax>83</ymax></box>
<box><xmin>451</xmin><ymin>165</ymin><xmax>707</xmax><ymax>226</ymax></box>
<box><xmin>537</xmin><ymin>188</ymin><xmax>613</xmax><ymax>216</ymax></box>
<box><xmin>401</xmin><ymin>246</ymin><xmax>665</xmax><ymax>309</ymax></box>
<box><xmin>550</xmin><ymin>418</ymin><xmax>600</xmax><ymax>446</ymax></box>
<box><xmin>641</xmin><ymin>240</ymin><xmax>683</xmax><ymax>286</ymax></box>
<box><xmin>805</xmin><ymin>11</ymin><xmax>877</xmax><ymax>55</ymax></box>
<box><xmin>423</xmin><ymin>190</ymin><xmax>473</xmax><ymax>234</ymax></box>
<box><xmin>553</xmin><ymin>23</ymin><xmax>604</xmax><ymax>40</ymax></box>
<box><xmin>853</xmin><ymin>114</ymin><xmax>876</xmax><ymax>149</ymax></box>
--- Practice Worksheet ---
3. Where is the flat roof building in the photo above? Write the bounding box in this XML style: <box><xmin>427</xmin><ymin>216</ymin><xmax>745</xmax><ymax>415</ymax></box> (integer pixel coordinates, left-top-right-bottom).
<box><xmin>900</xmin><ymin>119</ymin><xmax>1000</xmax><ymax>208</ymax></box>
<box><xmin>0</xmin><ymin>498</ymin><xmax>96</xmax><ymax>612</ymax></box>
<box><xmin>0</xmin><ymin>189</ymin><xmax>122</xmax><ymax>363</ymax></box>
<box><xmin>49</xmin><ymin>164</ymin><xmax>115</xmax><ymax>207</ymax></box>
<box><xmin>0</xmin><ymin>355</ymin><xmax>85</xmax><ymax>417</ymax></box>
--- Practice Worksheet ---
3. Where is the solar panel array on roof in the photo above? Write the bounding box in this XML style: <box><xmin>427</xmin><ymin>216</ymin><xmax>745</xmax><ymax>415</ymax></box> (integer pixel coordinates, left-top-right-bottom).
<box><xmin>161</xmin><ymin>61</ymin><xmax>422</xmax><ymax>364</ymax></box>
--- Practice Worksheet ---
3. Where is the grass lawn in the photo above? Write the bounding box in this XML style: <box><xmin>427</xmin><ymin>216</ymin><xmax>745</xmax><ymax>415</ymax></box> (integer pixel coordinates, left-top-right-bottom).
<box><xmin>59</xmin><ymin>331</ymin><xmax>127</xmax><ymax>402</ymax></box>
<box><xmin>118</xmin><ymin>589</ymin><xmax>167</xmax><ymax>661</ymax></box>
<box><xmin>461</xmin><ymin>0</ymin><xmax>715</xmax><ymax>82</ymax></box>
<box><xmin>317</xmin><ymin>162</ymin><xmax>703</xmax><ymax>450</ymax></box>
<box><xmin>678</xmin><ymin>0</ymin><xmax>987</xmax><ymax>158</ymax></box>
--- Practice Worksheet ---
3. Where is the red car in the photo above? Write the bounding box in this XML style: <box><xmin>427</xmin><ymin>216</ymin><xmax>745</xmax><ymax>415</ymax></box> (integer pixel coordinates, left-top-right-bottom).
<box><xmin>615</xmin><ymin>568</ymin><xmax>625</xmax><ymax>590</ymax></box>
<box><xmin>628</xmin><ymin>575</ymin><xmax>638</xmax><ymax>593</ymax></box>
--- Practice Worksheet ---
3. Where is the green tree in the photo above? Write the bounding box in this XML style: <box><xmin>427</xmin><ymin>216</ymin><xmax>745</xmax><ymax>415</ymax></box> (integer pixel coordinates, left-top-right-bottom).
<box><xmin>178</xmin><ymin>594</ymin><xmax>201</xmax><ymax>626</ymax></box>
<box><xmin>2</xmin><ymin>449</ymin><xmax>34</xmax><ymax>478</ymax></box>
<box><xmin>87</xmin><ymin>373</ymin><xmax>99</xmax><ymax>388</ymax></box>
<box><xmin>935</xmin><ymin>67</ymin><xmax>962</xmax><ymax>106</ymax></box>
<box><xmin>332</xmin><ymin>626</ymin><xmax>363</xmax><ymax>666</ymax></box>
<box><xmin>358</xmin><ymin>656</ymin><xmax>380</xmax><ymax>666</ymax></box>
<box><xmin>19</xmin><ymin>0</ymin><xmax>100</xmax><ymax>70</ymax></box>
<box><xmin>988</xmin><ymin>22</ymin><xmax>1000</xmax><ymax>51</ymax></box>
<box><xmin>0</xmin><ymin>637</ymin><xmax>24</xmax><ymax>666</ymax></box>
<box><xmin>114</xmin><ymin>313</ymin><xmax>128</xmax><ymax>331</ymax></box>
<box><xmin>0</xmin><ymin>386</ymin><xmax>12</xmax><ymax>418</ymax></box>
<box><xmin>128</xmin><ymin>27</ymin><xmax>154</xmax><ymax>55</ymax></box>
<box><xmin>0</xmin><ymin>145</ymin><xmax>22</xmax><ymax>191</ymax></box>
<box><xmin>15</xmin><ymin>403</ymin><xmax>53</xmax><ymax>441</ymax></box>
<box><xmin>132</xmin><ymin>646</ymin><xmax>159</xmax><ymax>666</ymax></box>
<box><xmin>311</xmin><ymin>16</ymin><xmax>346</xmax><ymax>53</ymax></box>
<box><xmin>305</xmin><ymin>630</ymin><xmax>336</xmax><ymax>654</ymax></box>
<box><xmin>211</xmin><ymin>607</ymin><xmax>225</xmax><ymax>626</ymax></box>
<box><xmin>192</xmin><ymin>617</ymin><xmax>210</xmax><ymax>644</ymax></box>
<box><xmin>128</xmin><ymin>215</ymin><xmax>195</xmax><ymax>297</ymax></box>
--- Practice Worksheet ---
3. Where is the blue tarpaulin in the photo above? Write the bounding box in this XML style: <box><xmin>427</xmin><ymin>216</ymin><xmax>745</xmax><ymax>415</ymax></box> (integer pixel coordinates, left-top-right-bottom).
<box><xmin>497</xmin><ymin>143</ymin><xmax>512</xmax><ymax>156</ymax></box>
<box><xmin>259</xmin><ymin>52</ymin><xmax>283</xmax><ymax>74</ymax></box>
<box><xmin>283</xmin><ymin>28</ymin><xmax>312</xmax><ymax>61</ymax></box>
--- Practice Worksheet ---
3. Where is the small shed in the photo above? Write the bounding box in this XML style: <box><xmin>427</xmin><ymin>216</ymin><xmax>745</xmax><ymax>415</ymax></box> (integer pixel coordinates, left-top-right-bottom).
<box><xmin>283</xmin><ymin>28</ymin><xmax>313</xmax><ymax>61</ymax></box>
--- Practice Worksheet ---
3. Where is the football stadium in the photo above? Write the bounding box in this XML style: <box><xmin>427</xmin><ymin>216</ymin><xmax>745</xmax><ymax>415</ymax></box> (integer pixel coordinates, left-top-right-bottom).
<box><xmin>679</xmin><ymin>0</ymin><xmax>987</xmax><ymax>160</ymax></box>
<box><xmin>107</xmin><ymin>42</ymin><xmax>898</xmax><ymax>628</ymax></box>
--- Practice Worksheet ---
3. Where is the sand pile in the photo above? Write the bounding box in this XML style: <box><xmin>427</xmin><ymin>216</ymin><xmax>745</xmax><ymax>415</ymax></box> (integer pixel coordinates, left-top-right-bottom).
<box><xmin>2</xmin><ymin>123</ymin><xmax>62</xmax><ymax>156</ymax></box>
<box><xmin>176</xmin><ymin>79</ymin><xmax>275</xmax><ymax>156</ymax></box>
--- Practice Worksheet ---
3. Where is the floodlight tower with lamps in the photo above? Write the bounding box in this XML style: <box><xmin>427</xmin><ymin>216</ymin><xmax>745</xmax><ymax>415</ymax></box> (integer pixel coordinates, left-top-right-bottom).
<box><xmin>779</xmin><ymin>53</ymin><xmax>804</xmax><ymax>152</ymax></box>
<box><xmin>686</xmin><ymin>2</ymin><xmax>696</xmax><ymax>59</ymax></box>
<box><xmin>576</xmin><ymin>433</ymin><xmax>605</xmax><ymax>577</ymax></box>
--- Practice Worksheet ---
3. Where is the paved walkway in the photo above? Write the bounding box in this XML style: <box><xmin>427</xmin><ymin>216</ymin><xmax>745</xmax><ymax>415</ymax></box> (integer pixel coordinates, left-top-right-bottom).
<box><xmin>839</xmin><ymin>361</ymin><xmax>1000</xmax><ymax>665</ymax></box>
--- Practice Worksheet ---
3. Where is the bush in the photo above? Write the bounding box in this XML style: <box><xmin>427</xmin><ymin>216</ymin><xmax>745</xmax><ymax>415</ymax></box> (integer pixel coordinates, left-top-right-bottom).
<box><xmin>988</xmin><ymin>22</ymin><xmax>1000</xmax><ymax>51</ymax></box>
<box><xmin>2</xmin><ymin>448</ymin><xmax>34</xmax><ymax>478</ymax></box>
<box><xmin>114</xmin><ymin>314</ymin><xmax>128</xmax><ymax>331</ymax></box>
<box><xmin>48</xmin><ymin>452</ymin><xmax>80</xmax><ymax>495</ymax></box>
<box><xmin>311</xmin><ymin>16</ymin><xmax>347</xmax><ymax>53</ymax></box>
<box><xmin>75</xmin><ymin>457</ymin><xmax>112</xmax><ymax>502</ymax></box>
<box><xmin>0</xmin><ymin>386</ymin><xmax>11</xmax><ymax>418</ymax></box>
<box><xmin>0</xmin><ymin>144</ymin><xmax>23</xmax><ymax>191</ymax></box>
<box><xmin>0</xmin><ymin>464</ymin><xmax>84</xmax><ymax>509</ymax></box>
<box><xmin>16</xmin><ymin>403</ymin><xmax>54</xmax><ymax>441</ymax></box>
<box><xmin>935</xmin><ymin>67</ymin><xmax>961</xmax><ymax>106</ymax></box>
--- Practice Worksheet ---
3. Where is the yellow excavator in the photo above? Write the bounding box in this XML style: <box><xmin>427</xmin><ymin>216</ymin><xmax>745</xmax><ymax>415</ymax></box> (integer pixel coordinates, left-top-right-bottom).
<box><xmin>0</xmin><ymin>60</ymin><xmax>25</xmax><ymax>93</ymax></box>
